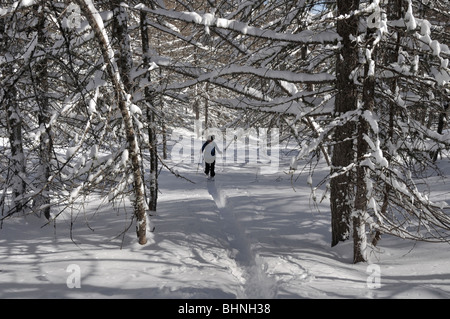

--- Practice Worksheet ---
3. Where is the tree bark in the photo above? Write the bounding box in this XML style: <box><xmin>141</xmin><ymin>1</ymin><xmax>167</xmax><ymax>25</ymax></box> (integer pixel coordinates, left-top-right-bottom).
<box><xmin>76</xmin><ymin>0</ymin><xmax>148</xmax><ymax>244</ymax></box>
<box><xmin>432</xmin><ymin>102</ymin><xmax>448</xmax><ymax>162</ymax></box>
<box><xmin>374</xmin><ymin>0</ymin><xmax>403</xmax><ymax>245</ymax></box>
<box><xmin>5</xmin><ymin>79</ymin><xmax>26</xmax><ymax>215</ymax></box>
<box><xmin>330</xmin><ymin>0</ymin><xmax>360</xmax><ymax>247</ymax></box>
<box><xmin>205</xmin><ymin>82</ymin><xmax>209</xmax><ymax>129</ymax></box>
<box><xmin>353</xmin><ymin>40</ymin><xmax>376</xmax><ymax>264</ymax></box>
<box><xmin>35</xmin><ymin>3</ymin><xmax>52</xmax><ymax>219</ymax></box>
<box><xmin>2</xmin><ymin>15</ymin><xmax>25</xmax><ymax>214</ymax></box>
<box><xmin>112</xmin><ymin>1</ymin><xmax>133</xmax><ymax>92</ymax></box>
<box><xmin>141</xmin><ymin>9</ymin><xmax>158</xmax><ymax>213</ymax></box>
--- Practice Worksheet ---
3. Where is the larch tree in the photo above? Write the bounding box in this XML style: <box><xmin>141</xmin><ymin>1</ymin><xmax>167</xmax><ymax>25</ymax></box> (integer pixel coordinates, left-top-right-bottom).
<box><xmin>331</xmin><ymin>0</ymin><xmax>360</xmax><ymax>248</ymax></box>
<box><xmin>33</xmin><ymin>2</ymin><xmax>52</xmax><ymax>219</ymax></box>
<box><xmin>139</xmin><ymin>2</ymin><xmax>158</xmax><ymax>213</ymax></box>
<box><xmin>74</xmin><ymin>0</ymin><xmax>149</xmax><ymax>245</ymax></box>
<box><xmin>318</xmin><ymin>0</ymin><xmax>450</xmax><ymax>262</ymax></box>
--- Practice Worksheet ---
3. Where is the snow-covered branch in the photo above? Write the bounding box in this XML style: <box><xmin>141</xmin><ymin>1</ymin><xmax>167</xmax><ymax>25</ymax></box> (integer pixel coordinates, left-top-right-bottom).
<box><xmin>133</xmin><ymin>4</ymin><xmax>341</xmax><ymax>45</ymax></box>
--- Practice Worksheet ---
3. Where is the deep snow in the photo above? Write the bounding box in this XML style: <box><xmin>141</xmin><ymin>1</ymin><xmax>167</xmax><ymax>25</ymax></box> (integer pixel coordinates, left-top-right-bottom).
<box><xmin>1</xmin><ymin>155</ymin><xmax>450</xmax><ymax>299</ymax></box>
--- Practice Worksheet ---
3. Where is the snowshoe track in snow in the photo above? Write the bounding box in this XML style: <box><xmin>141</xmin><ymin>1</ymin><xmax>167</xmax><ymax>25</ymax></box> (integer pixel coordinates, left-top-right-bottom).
<box><xmin>207</xmin><ymin>181</ymin><xmax>278</xmax><ymax>298</ymax></box>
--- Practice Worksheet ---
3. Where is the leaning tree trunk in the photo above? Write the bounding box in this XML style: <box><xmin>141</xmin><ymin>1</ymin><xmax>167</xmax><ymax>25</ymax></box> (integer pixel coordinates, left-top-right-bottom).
<box><xmin>112</xmin><ymin>0</ymin><xmax>133</xmax><ymax>91</ymax></box>
<box><xmin>76</xmin><ymin>0</ymin><xmax>148</xmax><ymax>245</ymax></box>
<box><xmin>330</xmin><ymin>0</ymin><xmax>360</xmax><ymax>247</ymax></box>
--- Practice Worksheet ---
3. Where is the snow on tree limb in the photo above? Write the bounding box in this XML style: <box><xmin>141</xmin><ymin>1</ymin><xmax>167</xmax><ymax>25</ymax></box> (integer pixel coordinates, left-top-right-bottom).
<box><xmin>133</xmin><ymin>4</ymin><xmax>341</xmax><ymax>45</ymax></box>
<box><xmin>74</xmin><ymin>0</ymin><xmax>148</xmax><ymax>245</ymax></box>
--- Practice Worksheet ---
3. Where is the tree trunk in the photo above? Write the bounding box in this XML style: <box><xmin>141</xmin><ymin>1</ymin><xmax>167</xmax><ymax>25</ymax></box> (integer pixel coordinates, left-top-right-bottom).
<box><xmin>112</xmin><ymin>1</ymin><xmax>133</xmax><ymax>92</ymax></box>
<box><xmin>141</xmin><ymin>10</ymin><xmax>158</xmax><ymax>213</ymax></box>
<box><xmin>354</xmin><ymin>127</ymin><xmax>369</xmax><ymax>263</ymax></box>
<box><xmin>353</xmin><ymin>44</ymin><xmax>376</xmax><ymax>263</ymax></box>
<box><xmin>432</xmin><ymin>102</ymin><xmax>448</xmax><ymax>162</ymax></box>
<box><xmin>5</xmin><ymin>80</ymin><xmax>26</xmax><ymax>215</ymax></box>
<box><xmin>77</xmin><ymin>0</ymin><xmax>148</xmax><ymax>245</ymax></box>
<box><xmin>330</xmin><ymin>0</ymin><xmax>360</xmax><ymax>247</ymax></box>
<box><xmin>374</xmin><ymin>0</ymin><xmax>403</xmax><ymax>244</ymax></box>
<box><xmin>205</xmin><ymin>83</ymin><xmax>209</xmax><ymax>129</ymax></box>
<box><xmin>35</xmin><ymin>4</ymin><xmax>52</xmax><ymax>220</ymax></box>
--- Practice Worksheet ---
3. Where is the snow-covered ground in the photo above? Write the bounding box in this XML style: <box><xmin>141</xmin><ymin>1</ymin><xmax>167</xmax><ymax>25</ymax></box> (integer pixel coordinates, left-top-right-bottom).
<box><xmin>1</xmin><ymin>155</ymin><xmax>450</xmax><ymax>299</ymax></box>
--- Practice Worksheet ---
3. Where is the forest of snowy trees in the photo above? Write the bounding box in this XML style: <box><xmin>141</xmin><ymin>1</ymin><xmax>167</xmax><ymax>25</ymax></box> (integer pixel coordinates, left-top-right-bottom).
<box><xmin>1</xmin><ymin>0</ymin><xmax>449</xmax><ymax>264</ymax></box>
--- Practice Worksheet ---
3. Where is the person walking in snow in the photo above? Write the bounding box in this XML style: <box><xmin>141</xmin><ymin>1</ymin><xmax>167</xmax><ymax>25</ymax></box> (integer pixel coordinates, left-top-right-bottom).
<box><xmin>201</xmin><ymin>135</ymin><xmax>222</xmax><ymax>180</ymax></box>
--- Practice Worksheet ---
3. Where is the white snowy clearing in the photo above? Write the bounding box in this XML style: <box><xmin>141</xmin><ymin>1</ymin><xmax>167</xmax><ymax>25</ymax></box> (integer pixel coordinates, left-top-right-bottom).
<box><xmin>1</xmin><ymin>154</ymin><xmax>450</xmax><ymax>299</ymax></box>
